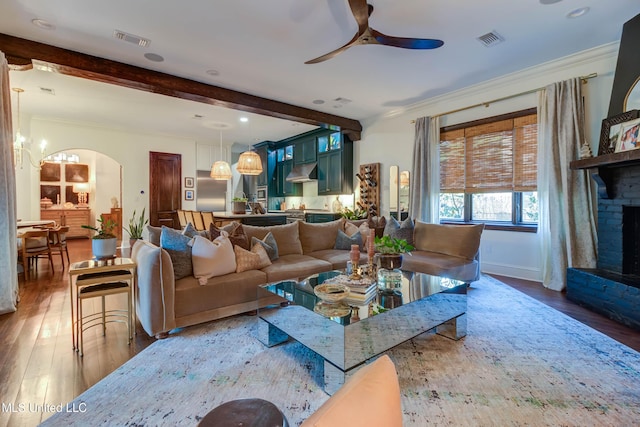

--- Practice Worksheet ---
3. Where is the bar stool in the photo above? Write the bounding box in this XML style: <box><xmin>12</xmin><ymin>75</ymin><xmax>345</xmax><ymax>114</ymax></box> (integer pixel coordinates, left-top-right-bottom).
<box><xmin>75</xmin><ymin>270</ymin><xmax>134</xmax><ymax>356</ymax></box>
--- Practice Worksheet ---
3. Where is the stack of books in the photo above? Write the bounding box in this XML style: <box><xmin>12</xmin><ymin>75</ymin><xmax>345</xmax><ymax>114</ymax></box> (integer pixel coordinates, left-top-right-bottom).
<box><xmin>345</xmin><ymin>282</ymin><xmax>377</xmax><ymax>305</ymax></box>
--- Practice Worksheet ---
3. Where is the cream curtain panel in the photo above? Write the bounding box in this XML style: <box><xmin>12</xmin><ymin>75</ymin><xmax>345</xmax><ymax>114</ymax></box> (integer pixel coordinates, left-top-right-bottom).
<box><xmin>409</xmin><ymin>116</ymin><xmax>440</xmax><ymax>223</ymax></box>
<box><xmin>538</xmin><ymin>78</ymin><xmax>597</xmax><ymax>291</ymax></box>
<box><xmin>0</xmin><ymin>51</ymin><xmax>19</xmax><ymax>314</ymax></box>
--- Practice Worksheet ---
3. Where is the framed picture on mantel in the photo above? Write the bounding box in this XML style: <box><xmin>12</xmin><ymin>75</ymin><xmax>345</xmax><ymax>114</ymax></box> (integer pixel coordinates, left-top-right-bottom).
<box><xmin>599</xmin><ymin>110</ymin><xmax>639</xmax><ymax>155</ymax></box>
<box><xmin>615</xmin><ymin>118</ymin><xmax>640</xmax><ymax>153</ymax></box>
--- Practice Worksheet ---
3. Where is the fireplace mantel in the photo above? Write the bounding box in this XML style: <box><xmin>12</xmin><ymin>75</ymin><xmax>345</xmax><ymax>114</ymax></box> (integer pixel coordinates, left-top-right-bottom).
<box><xmin>570</xmin><ymin>149</ymin><xmax>640</xmax><ymax>170</ymax></box>
<box><xmin>570</xmin><ymin>150</ymin><xmax>640</xmax><ymax>199</ymax></box>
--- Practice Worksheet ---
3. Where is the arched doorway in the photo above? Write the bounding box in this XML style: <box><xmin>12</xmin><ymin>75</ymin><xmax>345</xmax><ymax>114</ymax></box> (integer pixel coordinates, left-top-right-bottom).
<box><xmin>24</xmin><ymin>148</ymin><xmax>124</xmax><ymax>242</ymax></box>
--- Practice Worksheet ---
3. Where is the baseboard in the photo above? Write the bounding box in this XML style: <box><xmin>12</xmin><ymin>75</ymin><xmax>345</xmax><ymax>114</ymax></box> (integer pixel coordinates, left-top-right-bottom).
<box><xmin>481</xmin><ymin>262</ymin><xmax>542</xmax><ymax>282</ymax></box>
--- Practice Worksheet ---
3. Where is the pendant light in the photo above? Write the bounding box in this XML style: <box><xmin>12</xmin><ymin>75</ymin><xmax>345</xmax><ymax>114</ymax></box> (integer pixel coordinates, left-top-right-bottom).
<box><xmin>12</xmin><ymin>87</ymin><xmax>47</xmax><ymax>169</ymax></box>
<box><xmin>210</xmin><ymin>130</ymin><xmax>232</xmax><ymax>180</ymax></box>
<box><xmin>237</xmin><ymin>150</ymin><xmax>263</xmax><ymax>175</ymax></box>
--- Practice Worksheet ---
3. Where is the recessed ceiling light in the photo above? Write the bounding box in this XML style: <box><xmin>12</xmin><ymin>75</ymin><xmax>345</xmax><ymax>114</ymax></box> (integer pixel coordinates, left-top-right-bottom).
<box><xmin>539</xmin><ymin>0</ymin><xmax>562</xmax><ymax>4</ymax></box>
<box><xmin>239</xmin><ymin>117</ymin><xmax>249</xmax><ymax>123</ymax></box>
<box><xmin>206</xmin><ymin>69</ymin><xmax>220</xmax><ymax>76</ymax></box>
<box><xmin>144</xmin><ymin>53</ymin><xmax>164</xmax><ymax>62</ymax></box>
<box><xmin>567</xmin><ymin>7</ymin><xmax>589</xmax><ymax>18</ymax></box>
<box><xmin>312</xmin><ymin>99</ymin><xmax>325</xmax><ymax>105</ymax></box>
<box><xmin>31</xmin><ymin>18</ymin><xmax>55</xmax><ymax>30</ymax></box>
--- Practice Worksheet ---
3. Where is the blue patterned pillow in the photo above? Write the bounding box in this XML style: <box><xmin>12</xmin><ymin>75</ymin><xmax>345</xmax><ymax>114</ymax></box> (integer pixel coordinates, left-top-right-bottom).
<box><xmin>334</xmin><ymin>229</ymin><xmax>364</xmax><ymax>251</ymax></box>
<box><xmin>160</xmin><ymin>226</ymin><xmax>193</xmax><ymax>280</ymax></box>
<box><xmin>251</xmin><ymin>231</ymin><xmax>279</xmax><ymax>261</ymax></box>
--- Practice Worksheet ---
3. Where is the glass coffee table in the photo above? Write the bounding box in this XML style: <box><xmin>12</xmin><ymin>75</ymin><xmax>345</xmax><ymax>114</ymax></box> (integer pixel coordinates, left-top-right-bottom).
<box><xmin>257</xmin><ymin>270</ymin><xmax>466</xmax><ymax>394</ymax></box>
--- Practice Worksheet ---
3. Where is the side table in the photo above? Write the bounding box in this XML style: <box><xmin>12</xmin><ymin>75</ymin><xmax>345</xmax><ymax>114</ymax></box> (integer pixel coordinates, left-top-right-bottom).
<box><xmin>198</xmin><ymin>398</ymin><xmax>289</xmax><ymax>427</ymax></box>
<box><xmin>68</xmin><ymin>257</ymin><xmax>137</xmax><ymax>356</ymax></box>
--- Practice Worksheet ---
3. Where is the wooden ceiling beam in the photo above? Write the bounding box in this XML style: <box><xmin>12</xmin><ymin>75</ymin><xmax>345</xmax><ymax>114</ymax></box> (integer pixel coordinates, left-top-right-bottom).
<box><xmin>0</xmin><ymin>33</ymin><xmax>362</xmax><ymax>141</ymax></box>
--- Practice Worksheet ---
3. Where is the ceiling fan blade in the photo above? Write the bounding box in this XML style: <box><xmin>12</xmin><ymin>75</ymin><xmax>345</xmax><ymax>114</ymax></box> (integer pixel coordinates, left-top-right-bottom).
<box><xmin>305</xmin><ymin>32</ymin><xmax>360</xmax><ymax>64</ymax></box>
<box><xmin>371</xmin><ymin>29</ymin><xmax>444</xmax><ymax>50</ymax></box>
<box><xmin>348</xmin><ymin>0</ymin><xmax>370</xmax><ymax>34</ymax></box>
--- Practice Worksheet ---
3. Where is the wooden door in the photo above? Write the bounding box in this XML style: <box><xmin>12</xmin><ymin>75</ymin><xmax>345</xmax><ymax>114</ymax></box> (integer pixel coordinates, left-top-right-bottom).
<box><xmin>149</xmin><ymin>151</ymin><xmax>181</xmax><ymax>228</ymax></box>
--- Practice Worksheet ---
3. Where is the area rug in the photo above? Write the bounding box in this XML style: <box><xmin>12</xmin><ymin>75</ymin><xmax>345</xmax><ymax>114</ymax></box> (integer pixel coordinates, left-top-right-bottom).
<box><xmin>43</xmin><ymin>275</ymin><xmax>640</xmax><ymax>426</ymax></box>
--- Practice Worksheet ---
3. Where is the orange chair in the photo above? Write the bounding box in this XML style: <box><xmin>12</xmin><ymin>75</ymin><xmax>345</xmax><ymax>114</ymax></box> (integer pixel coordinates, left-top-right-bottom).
<box><xmin>177</xmin><ymin>210</ymin><xmax>187</xmax><ymax>229</ymax></box>
<box><xmin>201</xmin><ymin>211</ymin><xmax>216</xmax><ymax>231</ymax></box>
<box><xmin>183</xmin><ymin>210</ymin><xmax>195</xmax><ymax>229</ymax></box>
<box><xmin>192</xmin><ymin>211</ymin><xmax>206</xmax><ymax>231</ymax></box>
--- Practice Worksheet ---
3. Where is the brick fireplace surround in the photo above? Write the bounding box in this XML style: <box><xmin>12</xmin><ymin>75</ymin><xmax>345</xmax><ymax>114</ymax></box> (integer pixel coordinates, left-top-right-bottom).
<box><xmin>567</xmin><ymin>164</ymin><xmax>640</xmax><ymax>331</ymax></box>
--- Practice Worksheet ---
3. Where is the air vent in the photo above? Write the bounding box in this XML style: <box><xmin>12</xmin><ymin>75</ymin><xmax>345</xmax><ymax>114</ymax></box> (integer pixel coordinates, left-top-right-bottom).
<box><xmin>39</xmin><ymin>87</ymin><xmax>55</xmax><ymax>95</ymax></box>
<box><xmin>113</xmin><ymin>30</ymin><xmax>150</xmax><ymax>47</ymax></box>
<box><xmin>477</xmin><ymin>31</ymin><xmax>504</xmax><ymax>47</ymax></box>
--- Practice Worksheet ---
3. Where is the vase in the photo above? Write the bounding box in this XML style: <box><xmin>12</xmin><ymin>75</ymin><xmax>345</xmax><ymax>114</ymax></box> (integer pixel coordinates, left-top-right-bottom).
<box><xmin>377</xmin><ymin>254</ymin><xmax>403</xmax><ymax>270</ymax></box>
<box><xmin>129</xmin><ymin>238</ymin><xmax>140</xmax><ymax>251</ymax></box>
<box><xmin>377</xmin><ymin>254</ymin><xmax>403</xmax><ymax>290</ymax></box>
<box><xmin>232</xmin><ymin>201</ymin><xmax>247</xmax><ymax>214</ymax></box>
<box><xmin>92</xmin><ymin>238</ymin><xmax>117</xmax><ymax>259</ymax></box>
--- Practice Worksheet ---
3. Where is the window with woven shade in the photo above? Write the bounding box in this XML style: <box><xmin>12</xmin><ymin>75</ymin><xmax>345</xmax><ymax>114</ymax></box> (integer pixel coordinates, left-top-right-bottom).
<box><xmin>439</xmin><ymin>109</ymin><xmax>538</xmax><ymax>228</ymax></box>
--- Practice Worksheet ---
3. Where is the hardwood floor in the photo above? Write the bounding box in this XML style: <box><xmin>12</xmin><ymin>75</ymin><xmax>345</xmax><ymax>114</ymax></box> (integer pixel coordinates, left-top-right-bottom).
<box><xmin>1</xmin><ymin>241</ymin><xmax>639</xmax><ymax>426</ymax></box>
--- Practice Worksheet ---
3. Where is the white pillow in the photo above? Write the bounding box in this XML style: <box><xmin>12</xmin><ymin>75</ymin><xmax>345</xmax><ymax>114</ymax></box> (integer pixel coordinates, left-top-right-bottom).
<box><xmin>191</xmin><ymin>235</ymin><xmax>236</xmax><ymax>285</ymax></box>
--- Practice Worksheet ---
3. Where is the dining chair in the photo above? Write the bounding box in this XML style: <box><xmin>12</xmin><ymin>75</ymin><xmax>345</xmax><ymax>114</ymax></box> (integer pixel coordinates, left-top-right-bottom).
<box><xmin>18</xmin><ymin>229</ymin><xmax>54</xmax><ymax>279</ymax></box>
<box><xmin>177</xmin><ymin>210</ymin><xmax>187</xmax><ymax>229</ymax></box>
<box><xmin>183</xmin><ymin>210</ymin><xmax>195</xmax><ymax>229</ymax></box>
<box><xmin>201</xmin><ymin>211</ymin><xmax>216</xmax><ymax>231</ymax></box>
<box><xmin>192</xmin><ymin>211</ymin><xmax>206</xmax><ymax>231</ymax></box>
<box><xmin>49</xmin><ymin>226</ymin><xmax>71</xmax><ymax>269</ymax></box>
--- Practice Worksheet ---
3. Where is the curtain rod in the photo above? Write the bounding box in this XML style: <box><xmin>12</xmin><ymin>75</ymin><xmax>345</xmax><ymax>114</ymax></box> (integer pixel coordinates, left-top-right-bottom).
<box><xmin>410</xmin><ymin>73</ymin><xmax>597</xmax><ymax>123</ymax></box>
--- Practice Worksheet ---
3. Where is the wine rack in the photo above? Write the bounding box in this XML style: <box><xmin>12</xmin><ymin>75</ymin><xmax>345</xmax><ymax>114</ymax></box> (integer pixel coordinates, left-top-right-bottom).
<box><xmin>356</xmin><ymin>163</ymin><xmax>380</xmax><ymax>217</ymax></box>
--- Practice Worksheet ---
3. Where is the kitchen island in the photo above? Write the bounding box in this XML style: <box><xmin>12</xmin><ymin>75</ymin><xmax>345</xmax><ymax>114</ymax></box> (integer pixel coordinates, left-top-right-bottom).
<box><xmin>212</xmin><ymin>211</ymin><xmax>287</xmax><ymax>226</ymax></box>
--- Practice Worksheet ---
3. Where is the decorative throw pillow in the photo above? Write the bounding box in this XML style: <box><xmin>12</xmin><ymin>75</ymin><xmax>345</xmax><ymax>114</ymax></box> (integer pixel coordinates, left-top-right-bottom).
<box><xmin>251</xmin><ymin>232</ymin><xmax>279</xmax><ymax>261</ymax></box>
<box><xmin>383</xmin><ymin>216</ymin><xmax>415</xmax><ymax>246</ymax></box>
<box><xmin>234</xmin><ymin>243</ymin><xmax>272</xmax><ymax>273</ymax></box>
<box><xmin>367</xmin><ymin>216</ymin><xmax>387</xmax><ymax>238</ymax></box>
<box><xmin>147</xmin><ymin>225</ymin><xmax>162</xmax><ymax>246</ymax></box>
<box><xmin>183</xmin><ymin>222</ymin><xmax>209</xmax><ymax>239</ymax></box>
<box><xmin>209</xmin><ymin>222</ymin><xmax>250</xmax><ymax>250</ymax></box>
<box><xmin>334</xmin><ymin>229</ymin><xmax>364</xmax><ymax>251</ymax></box>
<box><xmin>191</xmin><ymin>235</ymin><xmax>237</xmax><ymax>285</ymax></box>
<box><xmin>344</xmin><ymin>221</ymin><xmax>360</xmax><ymax>237</ymax></box>
<box><xmin>160</xmin><ymin>226</ymin><xmax>193</xmax><ymax>280</ymax></box>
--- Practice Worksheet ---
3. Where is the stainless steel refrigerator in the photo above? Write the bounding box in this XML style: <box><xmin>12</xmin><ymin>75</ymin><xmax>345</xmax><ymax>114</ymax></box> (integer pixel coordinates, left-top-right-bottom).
<box><xmin>196</xmin><ymin>170</ymin><xmax>227</xmax><ymax>212</ymax></box>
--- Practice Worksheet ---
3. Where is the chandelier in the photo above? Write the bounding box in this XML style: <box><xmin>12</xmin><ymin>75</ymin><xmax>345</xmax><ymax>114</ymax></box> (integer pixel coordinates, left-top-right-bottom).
<box><xmin>12</xmin><ymin>88</ymin><xmax>47</xmax><ymax>169</ymax></box>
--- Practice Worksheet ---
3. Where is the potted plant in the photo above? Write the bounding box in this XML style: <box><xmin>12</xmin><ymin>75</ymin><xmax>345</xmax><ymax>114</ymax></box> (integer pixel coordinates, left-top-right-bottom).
<box><xmin>339</xmin><ymin>207</ymin><xmax>368</xmax><ymax>220</ymax></box>
<box><xmin>125</xmin><ymin>207</ymin><xmax>148</xmax><ymax>249</ymax></box>
<box><xmin>232</xmin><ymin>195</ymin><xmax>248</xmax><ymax>214</ymax></box>
<box><xmin>374</xmin><ymin>235</ymin><xmax>414</xmax><ymax>270</ymax></box>
<box><xmin>82</xmin><ymin>217</ymin><xmax>118</xmax><ymax>259</ymax></box>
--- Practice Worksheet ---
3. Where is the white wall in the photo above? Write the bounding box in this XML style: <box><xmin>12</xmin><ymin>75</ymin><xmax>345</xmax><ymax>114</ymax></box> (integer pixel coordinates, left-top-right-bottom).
<box><xmin>359</xmin><ymin>43</ymin><xmax>620</xmax><ymax>281</ymax></box>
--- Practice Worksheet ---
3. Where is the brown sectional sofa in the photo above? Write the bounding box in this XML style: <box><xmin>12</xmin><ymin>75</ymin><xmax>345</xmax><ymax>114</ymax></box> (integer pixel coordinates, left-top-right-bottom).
<box><xmin>132</xmin><ymin>219</ymin><xmax>483</xmax><ymax>338</ymax></box>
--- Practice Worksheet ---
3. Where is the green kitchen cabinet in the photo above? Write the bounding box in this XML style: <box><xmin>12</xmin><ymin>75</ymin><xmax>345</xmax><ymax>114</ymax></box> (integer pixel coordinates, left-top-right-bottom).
<box><xmin>275</xmin><ymin>159</ymin><xmax>302</xmax><ymax>197</ymax></box>
<box><xmin>317</xmin><ymin>134</ymin><xmax>353</xmax><ymax>195</ymax></box>
<box><xmin>294</xmin><ymin>137</ymin><xmax>317</xmax><ymax>165</ymax></box>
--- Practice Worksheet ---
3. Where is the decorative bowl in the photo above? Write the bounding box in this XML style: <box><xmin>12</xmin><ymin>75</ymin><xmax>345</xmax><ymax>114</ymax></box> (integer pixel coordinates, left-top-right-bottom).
<box><xmin>314</xmin><ymin>301</ymin><xmax>351</xmax><ymax>318</ymax></box>
<box><xmin>313</xmin><ymin>283</ymin><xmax>350</xmax><ymax>303</ymax></box>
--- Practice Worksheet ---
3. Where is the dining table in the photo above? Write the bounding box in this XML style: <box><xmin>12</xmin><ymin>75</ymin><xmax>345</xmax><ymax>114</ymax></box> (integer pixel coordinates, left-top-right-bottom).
<box><xmin>17</xmin><ymin>219</ymin><xmax>56</xmax><ymax>228</ymax></box>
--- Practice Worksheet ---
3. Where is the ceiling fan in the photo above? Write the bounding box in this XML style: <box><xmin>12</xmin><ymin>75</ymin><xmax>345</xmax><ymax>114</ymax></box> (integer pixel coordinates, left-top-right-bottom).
<box><xmin>305</xmin><ymin>0</ymin><xmax>444</xmax><ymax>64</ymax></box>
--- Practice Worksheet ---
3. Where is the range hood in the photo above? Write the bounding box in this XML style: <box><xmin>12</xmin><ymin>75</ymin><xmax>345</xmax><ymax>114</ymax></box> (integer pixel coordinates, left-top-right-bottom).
<box><xmin>286</xmin><ymin>162</ymin><xmax>318</xmax><ymax>182</ymax></box>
